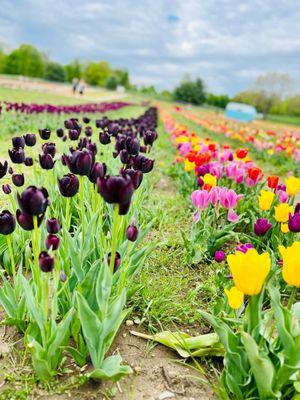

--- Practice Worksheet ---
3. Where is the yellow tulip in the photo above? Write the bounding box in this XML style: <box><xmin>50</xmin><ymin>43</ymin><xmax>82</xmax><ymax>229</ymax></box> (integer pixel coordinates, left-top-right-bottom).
<box><xmin>227</xmin><ymin>248</ymin><xmax>271</xmax><ymax>295</ymax></box>
<box><xmin>279</xmin><ymin>241</ymin><xmax>300</xmax><ymax>286</ymax></box>
<box><xmin>203</xmin><ymin>173</ymin><xmax>217</xmax><ymax>187</ymax></box>
<box><xmin>258</xmin><ymin>190</ymin><xmax>275</xmax><ymax>211</ymax></box>
<box><xmin>281</xmin><ymin>223</ymin><xmax>289</xmax><ymax>233</ymax></box>
<box><xmin>274</xmin><ymin>204</ymin><xmax>293</xmax><ymax>223</ymax></box>
<box><xmin>285</xmin><ymin>176</ymin><xmax>300</xmax><ymax>196</ymax></box>
<box><xmin>225</xmin><ymin>286</ymin><xmax>244</xmax><ymax>309</ymax></box>
<box><xmin>184</xmin><ymin>159</ymin><xmax>195</xmax><ymax>172</ymax></box>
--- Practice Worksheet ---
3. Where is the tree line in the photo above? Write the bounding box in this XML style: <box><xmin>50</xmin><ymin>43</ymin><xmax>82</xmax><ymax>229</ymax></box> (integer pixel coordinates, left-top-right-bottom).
<box><xmin>0</xmin><ymin>44</ymin><xmax>130</xmax><ymax>90</ymax></box>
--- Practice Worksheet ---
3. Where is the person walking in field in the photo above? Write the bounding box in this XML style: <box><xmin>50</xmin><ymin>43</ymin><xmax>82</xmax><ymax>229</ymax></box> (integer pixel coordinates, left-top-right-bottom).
<box><xmin>78</xmin><ymin>79</ymin><xmax>86</xmax><ymax>96</ymax></box>
<box><xmin>72</xmin><ymin>78</ymin><xmax>79</xmax><ymax>94</ymax></box>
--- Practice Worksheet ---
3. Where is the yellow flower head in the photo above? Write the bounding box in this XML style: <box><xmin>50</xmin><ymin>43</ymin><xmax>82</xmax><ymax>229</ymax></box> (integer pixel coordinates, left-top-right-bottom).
<box><xmin>184</xmin><ymin>159</ymin><xmax>195</xmax><ymax>172</ymax></box>
<box><xmin>281</xmin><ymin>223</ymin><xmax>289</xmax><ymax>233</ymax></box>
<box><xmin>279</xmin><ymin>241</ymin><xmax>300</xmax><ymax>286</ymax></box>
<box><xmin>227</xmin><ymin>248</ymin><xmax>271</xmax><ymax>295</ymax></box>
<box><xmin>285</xmin><ymin>176</ymin><xmax>300</xmax><ymax>197</ymax></box>
<box><xmin>225</xmin><ymin>286</ymin><xmax>244</xmax><ymax>309</ymax></box>
<box><xmin>203</xmin><ymin>173</ymin><xmax>217</xmax><ymax>187</ymax></box>
<box><xmin>258</xmin><ymin>190</ymin><xmax>275</xmax><ymax>211</ymax></box>
<box><xmin>274</xmin><ymin>203</ymin><xmax>293</xmax><ymax>223</ymax></box>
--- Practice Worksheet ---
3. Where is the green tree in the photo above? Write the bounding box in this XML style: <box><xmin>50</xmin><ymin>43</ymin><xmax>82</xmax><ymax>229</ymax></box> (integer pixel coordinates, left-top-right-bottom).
<box><xmin>0</xmin><ymin>50</ymin><xmax>6</xmax><ymax>73</ymax></box>
<box><xmin>4</xmin><ymin>44</ymin><xmax>45</xmax><ymax>77</ymax></box>
<box><xmin>206</xmin><ymin>93</ymin><xmax>230</xmax><ymax>108</ymax></box>
<box><xmin>173</xmin><ymin>78</ymin><xmax>206</xmax><ymax>105</ymax></box>
<box><xmin>114</xmin><ymin>69</ymin><xmax>129</xmax><ymax>88</ymax></box>
<box><xmin>84</xmin><ymin>61</ymin><xmax>111</xmax><ymax>86</ymax></box>
<box><xmin>64</xmin><ymin>59</ymin><xmax>82</xmax><ymax>82</ymax></box>
<box><xmin>105</xmin><ymin>75</ymin><xmax>118</xmax><ymax>90</ymax></box>
<box><xmin>44</xmin><ymin>62</ymin><xmax>66</xmax><ymax>82</ymax></box>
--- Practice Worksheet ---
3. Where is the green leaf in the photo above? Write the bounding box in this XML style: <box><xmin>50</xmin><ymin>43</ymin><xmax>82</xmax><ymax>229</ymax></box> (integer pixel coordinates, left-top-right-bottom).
<box><xmin>241</xmin><ymin>331</ymin><xmax>277</xmax><ymax>399</ymax></box>
<box><xmin>88</xmin><ymin>354</ymin><xmax>132</xmax><ymax>381</ymax></box>
<box><xmin>22</xmin><ymin>276</ymin><xmax>45</xmax><ymax>332</ymax></box>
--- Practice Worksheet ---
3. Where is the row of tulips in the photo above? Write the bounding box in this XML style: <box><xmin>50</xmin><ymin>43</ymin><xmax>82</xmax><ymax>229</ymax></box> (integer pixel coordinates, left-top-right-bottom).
<box><xmin>0</xmin><ymin>100</ymin><xmax>131</xmax><ymax>115</ymax></box>
<box><xmin>174</xmin><ymin>106</ymin><xmax>300</xmax><ymax>165</ymax></box>
<box><xmin>0</xmin><ymin>106</ymin><xmax>158</xmax><ymax>382</ymax></box>
<box><xmin>160</xmin><ymin>108</ymin><xmax>300</xmax><ymax>400</ymax></box>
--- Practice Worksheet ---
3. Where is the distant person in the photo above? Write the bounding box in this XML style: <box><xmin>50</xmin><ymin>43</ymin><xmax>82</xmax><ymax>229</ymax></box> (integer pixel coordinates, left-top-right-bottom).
<box><xmin>78</xmin><ymin>79</ymin><xmax>85</xmax><ymax>96</ymax></box>
<box><xmin>72</xmin><ymin>78</ymin><xmax>79</xmax><ymax>94</ymax></box>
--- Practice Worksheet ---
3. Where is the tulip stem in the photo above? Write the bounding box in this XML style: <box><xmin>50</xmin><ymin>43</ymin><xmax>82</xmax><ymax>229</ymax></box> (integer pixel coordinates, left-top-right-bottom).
<box><xmin>6</xmin><ymin>235</ymin><xmax>16</xmax><ymax>284</ymax></box>
<box><xmin>109</xmin><ymin>205</ymin><xmax>120</xmax><ymax>274</ymax></box>
<box><xmin>287</xmin><ymin>287</ymin><xmax>296</xmax><ymax>310</ymax></box>
<box><xmin>79</xmin><ymin>176</ymin><xmax>85</xmax><ymax>244</ymax></box>
<box><xmin>32</xmin><ymin>216</ymin><xmax>41</xmax><ymax>299</ymax></box>
<box><xmin>65</xmin><ymin>197</ymin><xmax>70</xmax><ymax>231</ymax></box>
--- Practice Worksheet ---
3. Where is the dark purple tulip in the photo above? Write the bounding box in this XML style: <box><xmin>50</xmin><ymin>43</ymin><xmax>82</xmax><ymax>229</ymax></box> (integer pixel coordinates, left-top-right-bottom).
<box><xmin>99</xmin><ymin>131</ymin><xmax>111</xmax><ymax>145</ymax></box>
<box><xmin>63</xmin><ymin>150</ymin><xmax>93</xmax><ymax>176</ymax></box>
<box><xmin>120</xmin><ymin>149</ymin><xmax>131</xmax><ymax>165</ymax></box>
<box><xmin>12</xmin><ymin>136</ymin><xmax>25</xmax><ymax>149</ymax></box>
<box><xmin>39</xmin><ymin>154</ymin><xmax>55</xmax><ymax>170</ymax></box>
<box><xmin>39</xmin><ymin>128</ymin><xmax>51</xmax><ymax>140</ymax></box>
<box><xmin>24</xmin><ymin>157</ymin><xmax>33</xmax><ymax>166</ymax></box>
<box><xmin>0</xmin><ymin>210</ymin><xmax>16</xmax><ymax>235</ymax></box>
<box><xmin>58</xmin><ymin>173</ymin><xmax>79</xmax><ymax>197</ymax></box>
<box><xmin>24</xmin><ymin>133</ymin><xmax>36</xmax><ymax>147</ymax></box>
<box><xmin>12</xmin><ymin>173</ymin><xmax>24</xmax><ymax>187</ymax></box>
<box><xmin>85</xmin><ymin>126</ymin><xmax>93</xmax><ymax>137</ymax></box>
<box><xmin>42</xmin><ymin>142</ymin><xmax>56</xmax><ymax>158</ymax></box>
<box><xmin>132</xmin><ymin>155</ymin><xmax>154</xmax><ymax>173</ymax></box>
<box><xmin>83</xmin><ymin>116</ymin><xmax>90</xmax><ymax>124</ymax></box>
<box><xmin>195</xmin><ymin>165</ymin><xmax>210</xmax><ymax>177</ymax></box>
<box><xmin>140</xmin><ymin>145</ymin><xmax>147</xmax><ymax>153</ymax></box>
<box><xmin>107</xmin><ymin>251</ymin><xmax>121</xmax><ymax>273</ymax></box>
<box><xmin>126</xmin><ymin>138</ymin><xmax>140</xmax><ymax>155</ymax></box>
<box><xmin>143</xmin><ymin>130</ymin><xmax>157</xmax><ymax>146</ymax></box>
<box><xmin>17</xmin><ymin>186</ymin><xmax>49</xmax><ymax>216</ymax></box>
<box><xmin>46</xmin><ymin>218</ymin><xmax>61</xmax><ymax>234</ymax></box>
<box><xmin>2</xmin><ymin>184</ymin><xmax>11</xmax><ymax>195</ymax></box>
<box><xmin>62</xmin><ymin>135</ymin><xmax>67</xmax><ymax>142</ymax></box>
<box><xmin>120</xmin><ymin>168</ymin><xmax>143</xmax><ymax>189</ymax></box>
<box><xmin>45</xmin><ymin>234</ymin><xmax>60</xmax><ymax>250</ymax></box>
<box><xmin>56</xmin><ymin>128</ymin><xmax>64</xmax><ymax>138</ymax></box>
<box><xmin>97</xmin><ymin>175</ymin><xmax>134</xmax><ymax>215</ymax></box>
<box><xmin>236</xmin><ymin>243</ymin><xmax>254</xmax><ymax>253</ymax></box>
<box><xmin>197</xmin><ymin>177</ymin><xmax>204</xmax><ymax>187</ymax></box>
<box><xmin>126</xmin><ymin>223</ymin><xmax>139</xmax><ymax>242</ymax></box>
<box><xmin>8</xmin><ymin>148</ymin><xmax>25</xmax><ymax>164</ymax></box>
<box><xmin>254</xmin><ymin>218</ymin><xmax>272</xmax><ymax>237</ymax></box>
<box><xmin>276</xmin><ymin>184</ymin><xmax>286</xmax><ymax>192</ymax></box>
<box><xmin>295</xmin><ymin>203</ymin><xmax>300</xmax><ymax>214</ymax></box>
<box><xmin>16</xmin><ymin>210</ymin><xmax>44</xmax><ymax>231</ymax></box>
<box><xmin>69</xmin><ymin>129</ymin><xmax>81</xmax><ymax>141</ymax></box>
<box><xmin>0</xmin><ymin>161</ymin><xmax>8</xmax><ymax>178</ymax></box>
<box><xmin>107</xmin><ymin>123</ymin><xmax>119</xmax><ymax>136</ymax></box>
<box><xmin>39</xmin><ymin>251</ymin><xmax>54</xmax><ymax>273</ymax></box>
<box><xmin>89</xmin><ymin>162</ymin><xmax>107</xmax><ymax>184</ymax></box>
<box><xmin>214</xmin><ymin>250</ymin><xmax>226</xmax><ymax>262</ymax></box>
<box><xmin>8</xmin><ymin>167</ymin><xmax>13</xmax><ymax>175</ymax></box>
<box><xmin>288</xmin><ymin>213</ymin><xmax>300</xmax><ymax>233</ymax></box>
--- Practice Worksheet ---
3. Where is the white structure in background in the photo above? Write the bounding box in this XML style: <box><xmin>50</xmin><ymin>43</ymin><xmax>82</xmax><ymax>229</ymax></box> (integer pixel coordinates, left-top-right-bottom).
<box><xmin>225</xmin><ymin>102</ymin><xmax>257</xmax><ymax>122</ymax></box>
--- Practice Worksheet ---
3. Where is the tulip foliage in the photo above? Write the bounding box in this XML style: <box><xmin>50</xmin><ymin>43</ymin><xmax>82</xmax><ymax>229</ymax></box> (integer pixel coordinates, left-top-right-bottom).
<box><xmin>0</xmin><ymin>105</ymin><xmax>158</xmax><ymax>382</ymax></box>
<box><xmin>160</xmin><ymin>107</ymin><xmax>300</xmax><ymax>399</ymax></box>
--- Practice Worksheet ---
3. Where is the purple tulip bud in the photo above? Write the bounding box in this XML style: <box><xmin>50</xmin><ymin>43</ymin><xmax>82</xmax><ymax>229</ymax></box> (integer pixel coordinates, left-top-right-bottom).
<box><xmin>143</xmin><ymin>130</ymin><xmax>157</xmax><ymax>146</ymax></box>
<box><xmin>214</xmin><ymin>250</ymin><xmax>225</xmax><ymax>262</ymax></box>
<box><xmin>12</xmin><ymin>173</ymin><xmax>24</xmax><ymax>187</ymax></box>
<box><xmin>24</xmin><ymin>133</ymin><xmax>36</xmax><ymax>147</ymax></box>
<box><xmin>0</xmin><ymin>210</ymin><xmax>16</xmax><ymax>235</ymax></box>
<box><xmin>8</xmin><ymin>148</ymin><xmax>25</xmax><ymax>164</ymax></box>
<box><xmin>107</xmin><ymin>251</ymin><xmax>121</xmax><ymax>273</ymax></box>
<box><xmin>69</xmin><ymin>129</ymin><xmax>81</xmax><ymax>141</ymax></box>
<box><xmin>56</xmin><ymin>128</ymin><xmax>64</xmax><ymax>138</ymax></box>
<box><xmin>39</xmin><ymin>128</ymin><xmax>51</xmax><ymax>140</ymax></box>
<box><xmin>99</xmin><ymin>131</ymin><xmax>111</xmax><ymax>145</ymax></box>
<box><xmin>62</xmin><ymin>135</ymin><xmax>67</xmax><ymax>142</ymax></box>
<box><xmin>12</xmin><ymin>136</ymin><xmax>25</xmax><ymax>149</ymax></box>
<box><xmin>46</xmin><ymin>218</ymin><xmax>61</xmax><ymax>234</ymax></box>
<box><xmin>42</xmin><ymin>142</ymin><xmax>56</xmax><ymax>158</ymax></box>
<box><xmin>236</xmin><ymin>242</ymin><xmax>254</xmax><ymax>253</ymax></box>
<box><xmin>120</xmin><ymin>168</ymin><xmax>143</xmax><ymax>189</ymax></box>
<box><xmin>8</xmin><ymin>167</ymin><xmax>13</xmax><ymax>175</ymax></box>
<box><xmin>2</xmin><ymin>184</ymin><xmax>11</xmax><ymax>195</ymax></box>
<box><xmin>97</xmin><ymin>175</ymin><xmax>134</xmax><ymax>215</ymax></box>
<box><xmin>63</xmin><ymin>150</ymin><xmax>93</xmax><ymax>176</ymax></box>
<box><xmin>17</xmin><ymin>186</ymin><xmax>49</xmax><ymax>216</ymax></box>
<box><xmin>0</xmin><ymin>161</ymin><xmax>8</xmax><ymax>178</ymax></box>
<box><xmin>85</xmin><ymin>126</ymin><xmax>93</xmax><ymax>137</ymax></box>
<box><xmin>58</xmin><ymin>173</ymin><xmax>79</xmax><ymax>197</ymax></box>
<box><xmin>24</xmin><ymin>157</ymin><xmax>33</xmax><ymax>166</ymax></box>
<box><xmin>16</xmin><ymin>210</ymin><xmax>44</xmax><ymax>231</ymax></box>
<box><xmin>39</xmin><ymin>153</ymin><xmax>55</xmax><ymax>169</ymax></box>
<box><xmin>288</xmin><ymin>213</ymin><xmax>300</xmax><ymax>233</ymax></box>
<box><xmin>295</xmin><ymin>202</ymin><xmax>300</xmax><ymax>214</ymax></box>
<box><xmin>126</xmin><ymin>223</ymin><xmax>139</xmax><ymax>241</ymax></box>
<box><xmin>132</xmin><ymin>155</ymin><xmax>154</xmax><ymax>173</ymax></box>
<box><xmin>120</xmin><ymin>149</ymin><xmax>131</xmax><ymax>164</ymax></box>
<box><xmin>89</xmin><ymin>162</ymin><xmax>107</xmax><ymax>184</ymax></box>
<box><xmin>83</xmin><ymin>116</ymin><xmax>90</xmax><ymax>124</ymax></box>
<box><xmin>39</xmin><ymin>251</ymin><xmax>54</xmax><ymax>272</ymax></box>
<box><xmin>254</xmin><ymin>218</ymin><xmax>272</xmax><ymax>236</ymax></box>
<box><xmin>45</xmin><ymin>234</ymin><xmax>60</xmax><ymax>250</ymax></box>
<box><xmin>197</xmin><ymin>177</ymin><xmax>204</xmax><ymax>187</ymax></box>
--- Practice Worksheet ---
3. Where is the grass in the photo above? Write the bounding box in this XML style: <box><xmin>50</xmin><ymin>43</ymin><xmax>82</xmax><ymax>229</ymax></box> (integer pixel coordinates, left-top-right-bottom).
<box><xmin>266</xmin><ymin>114</ymin><xmax>300</xmax><ymax>127</ymax></box>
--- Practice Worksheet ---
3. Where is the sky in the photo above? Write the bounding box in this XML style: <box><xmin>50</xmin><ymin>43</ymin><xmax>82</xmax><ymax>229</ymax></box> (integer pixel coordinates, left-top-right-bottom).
<box><xmin>0</xmin><ymin>0</ymin><xmax>300</xmax><ymax>95</ymax></box>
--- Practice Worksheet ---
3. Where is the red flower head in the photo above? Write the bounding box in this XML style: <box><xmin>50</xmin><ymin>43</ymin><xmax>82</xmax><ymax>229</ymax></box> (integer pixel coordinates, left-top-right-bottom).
<box><xmin>267</xmin><ymin>176</ymin><xmax>279</xmax><ymax>189</ymax></box>
<box><xmin>248</xmin><ymin>166</ymin><xmax>263</xmax><ymax>181</ymax></box>
<box><xmin>236</xmin><ymin>148</ymin><xmax>248</xmax><ymax>159</ymax></box>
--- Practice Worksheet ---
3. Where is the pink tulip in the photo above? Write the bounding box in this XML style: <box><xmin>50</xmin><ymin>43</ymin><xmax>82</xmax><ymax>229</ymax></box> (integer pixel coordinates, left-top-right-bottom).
<box><xmin>227</xmin><ymin>209</ymin><xmax>239</xmax><ymax>223</ymax></box>
<box><xmin>191</xmin><ymin>190</ymin><xmax>211</xmax><ymax>209</ymax></box>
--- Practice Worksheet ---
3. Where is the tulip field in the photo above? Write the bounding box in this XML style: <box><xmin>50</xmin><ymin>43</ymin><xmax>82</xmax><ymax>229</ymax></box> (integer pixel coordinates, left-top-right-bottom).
<box><xmin>0</xmin><ymin>89</ymin><xmax>299</xmax><ymax>400</ymax></box>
